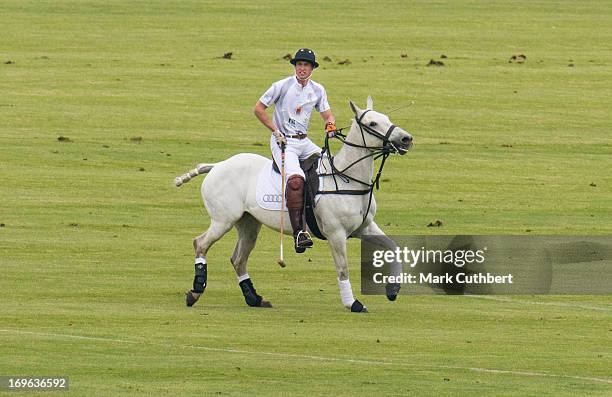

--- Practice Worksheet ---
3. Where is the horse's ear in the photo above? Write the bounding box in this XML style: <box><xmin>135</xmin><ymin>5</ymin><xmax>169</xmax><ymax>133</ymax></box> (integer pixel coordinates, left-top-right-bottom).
<box><xmin>349</xmin><ymin>100</ymin><xmax>360</xmax><ymax>116</ymax></box>
<box><xmin>366</xmin><ymin>95</ymin><xmax>373</xmax><ymax>110</ymax></box>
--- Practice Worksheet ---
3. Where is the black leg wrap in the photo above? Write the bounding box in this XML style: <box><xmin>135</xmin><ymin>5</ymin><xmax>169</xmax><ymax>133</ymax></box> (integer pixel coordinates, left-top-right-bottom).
<box><xmin>350</xmin><ymin>299</ymin><xmax>368</xmax><ymax>313</ymax></box>
<box><xmin>239</xmin><ymin>278</ymin><xmax>263</xmax><ymax>307</ymax></box>
<box><xmin>385</xmin><ymin>283</ymin><xmax>401</xmax><ymax>301</ymax></box>
<box><xmin>192</xmin><ymin>263</ymin><xmax>208</xmax><ymax>294</ymax></box>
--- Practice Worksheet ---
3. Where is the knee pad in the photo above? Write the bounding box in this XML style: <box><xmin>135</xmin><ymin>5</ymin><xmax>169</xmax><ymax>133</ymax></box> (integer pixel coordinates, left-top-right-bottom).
<box><xmin>192</xmin><ymin>262</ymin><xmax>207</xmax><ymax>293</ymax></box>
<box><xmin>286</xmin><ymin>175</ymin><xmax>304</xmax><ymax>209</ymax></box>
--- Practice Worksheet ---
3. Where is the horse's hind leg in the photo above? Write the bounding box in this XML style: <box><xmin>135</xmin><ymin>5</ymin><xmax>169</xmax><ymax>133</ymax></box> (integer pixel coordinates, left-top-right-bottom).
<box><xmin>186</xmin><ymin>219</ymin><xmax>234</xmax><ymax>307</ymax></box>
<box><xmin>231</xmin><ymin>213</ymin><xmax>271</xmax><ymax>308</ymax></box>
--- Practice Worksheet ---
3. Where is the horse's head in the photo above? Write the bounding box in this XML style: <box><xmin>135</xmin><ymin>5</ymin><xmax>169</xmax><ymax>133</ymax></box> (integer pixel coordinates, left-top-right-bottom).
<box><xmin>349</xmin><ymin>96</ymin><xmax>413</xmax><ymax>155</ymax></box>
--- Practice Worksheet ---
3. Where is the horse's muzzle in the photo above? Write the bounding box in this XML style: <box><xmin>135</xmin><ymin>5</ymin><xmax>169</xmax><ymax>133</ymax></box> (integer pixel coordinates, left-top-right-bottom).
<box><xmin>395</xmin><ymin>133</ymin><xmax>413</xmax><ymax>155</ymax></box>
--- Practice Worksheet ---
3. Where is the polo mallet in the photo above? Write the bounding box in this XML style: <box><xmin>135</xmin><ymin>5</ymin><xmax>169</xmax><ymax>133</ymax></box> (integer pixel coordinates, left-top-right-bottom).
<box><xmin>277</xmin><ymin>141</ymin><xmax>287</xmax><ymax>268</ymax></box>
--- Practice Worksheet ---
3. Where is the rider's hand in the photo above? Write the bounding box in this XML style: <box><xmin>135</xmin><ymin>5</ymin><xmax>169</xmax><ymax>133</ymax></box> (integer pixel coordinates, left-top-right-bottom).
<box><xmin>325</xmin><ymin>122</ymin><xmax>337</xmax><ymax>138</ymax></box>
<box><xmin>273</xmin><ymin>129</ymin><xmax>287</xmax><ymax>146</ymax></box>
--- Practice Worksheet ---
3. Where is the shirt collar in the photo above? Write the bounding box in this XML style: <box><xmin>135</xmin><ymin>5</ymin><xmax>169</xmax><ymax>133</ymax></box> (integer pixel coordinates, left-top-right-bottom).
<box><xmin>293</xmin><ymin>75</ymin><xmax>312</xmax><ymax>88</ymax></box>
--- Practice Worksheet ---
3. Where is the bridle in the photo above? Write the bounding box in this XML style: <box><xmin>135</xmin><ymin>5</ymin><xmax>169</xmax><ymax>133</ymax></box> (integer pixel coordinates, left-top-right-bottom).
<box><xmin>352</xmin><ymin>109</ymin><xmax>399</xmax><ymax>152</ymax></box>
<box><xmin>317</xmin><ymin>109</ymin><xmax>403</xmax><ymax>225</ymax></box>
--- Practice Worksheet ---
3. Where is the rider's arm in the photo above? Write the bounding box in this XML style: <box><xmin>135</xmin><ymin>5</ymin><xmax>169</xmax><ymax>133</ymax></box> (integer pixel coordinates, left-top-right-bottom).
<box><xmin>253</xmin><ymin>100</ymin><xmax>277</xmax><ymax>132</ymax></box>
<box><xmin>320</xmin><ymin>109</ymin><xmax>335</xmax><ymax>126</ymax></box>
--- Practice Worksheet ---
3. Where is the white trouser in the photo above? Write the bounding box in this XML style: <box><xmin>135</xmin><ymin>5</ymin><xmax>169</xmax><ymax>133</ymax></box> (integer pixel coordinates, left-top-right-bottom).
<box><xmin>269</xmin><ymin>134</ymin><xmax>320</xmax><ymax>181</ymax></box>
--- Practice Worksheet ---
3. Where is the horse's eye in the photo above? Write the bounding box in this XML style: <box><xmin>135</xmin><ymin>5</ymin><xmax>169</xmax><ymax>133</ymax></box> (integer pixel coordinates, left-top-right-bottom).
<box><xmin>369</xmin><ymin>121</ymin><xmax>377</xmax><ymax>127</ymax></box>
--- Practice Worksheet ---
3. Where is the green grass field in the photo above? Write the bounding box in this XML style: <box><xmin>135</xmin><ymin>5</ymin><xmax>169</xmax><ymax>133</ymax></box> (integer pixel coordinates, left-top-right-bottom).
<box><xmin>1</xmin><ymin>1</ymin><xmax>611</xmax><ymax>395</ymax></box>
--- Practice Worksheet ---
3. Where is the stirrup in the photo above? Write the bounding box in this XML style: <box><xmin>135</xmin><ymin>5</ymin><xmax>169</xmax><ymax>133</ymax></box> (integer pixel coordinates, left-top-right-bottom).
<box><xmin>294</xmin><ymin>230</ymin><xmax>313</xmax><ymax>253</ymax></box>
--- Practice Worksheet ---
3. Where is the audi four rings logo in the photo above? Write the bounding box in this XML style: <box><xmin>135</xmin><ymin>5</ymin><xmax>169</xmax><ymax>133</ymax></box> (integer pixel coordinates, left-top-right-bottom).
<box><xmin>262</xmin><ymin>194</ymin><xmax>283</xmax><ymax>203</ymax></box>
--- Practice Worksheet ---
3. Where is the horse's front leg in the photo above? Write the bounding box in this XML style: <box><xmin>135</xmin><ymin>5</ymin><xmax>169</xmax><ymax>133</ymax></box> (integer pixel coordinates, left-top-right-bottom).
<box><xmin>352</xmin><ymin>221</ymin><xmax>402</xmax><ymax>301</ymax></box>
<box><xmin>327</xmin><ymin>232</ymin><xmax>368</xmax><ymax>313</ymax></box>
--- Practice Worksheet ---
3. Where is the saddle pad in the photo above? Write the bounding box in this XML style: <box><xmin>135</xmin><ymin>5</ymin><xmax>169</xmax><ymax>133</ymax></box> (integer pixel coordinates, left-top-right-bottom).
<box><xmin>256</xmin><ymin>160</ymin><xmax>287</xmax><ymax>211</ymax></box>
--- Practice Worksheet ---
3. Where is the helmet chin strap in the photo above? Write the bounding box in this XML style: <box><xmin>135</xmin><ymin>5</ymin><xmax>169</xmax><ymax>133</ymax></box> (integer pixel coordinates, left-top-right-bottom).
<box><xmin>295</xmin><ymin>69</ymin><xmax>313</xmax><ymax>83</ymax></box>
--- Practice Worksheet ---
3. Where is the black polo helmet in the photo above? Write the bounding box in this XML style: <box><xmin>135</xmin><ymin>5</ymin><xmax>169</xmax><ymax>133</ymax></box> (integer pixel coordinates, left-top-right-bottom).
<box><xmin>290</xmin><ymin>48</ymin><xmax>319</xmax><ymax>69</ymax></box>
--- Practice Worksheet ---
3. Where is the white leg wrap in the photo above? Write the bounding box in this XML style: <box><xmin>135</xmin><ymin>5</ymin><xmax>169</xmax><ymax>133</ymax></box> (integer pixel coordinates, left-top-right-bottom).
<box><xmin>195</xmin><ymin>257</ymin><xmax>206</xmax><ymax>265</ymax></box>
<box><xmin>338</xmin><ymin>278</ymin><xmax>354</xmax><ymax>308</ymax></box>
<box><xmin>237</xmin><ymin>273</ymin><xmax>250</xmax><ymax>283</ymax></box>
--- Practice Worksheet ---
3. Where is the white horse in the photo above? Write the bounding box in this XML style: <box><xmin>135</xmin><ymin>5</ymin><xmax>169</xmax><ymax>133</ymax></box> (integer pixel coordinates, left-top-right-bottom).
<box><xmin>175</xmin><ymin>97</ymin><xmax>413</xmax><ymax>312</ymax></box>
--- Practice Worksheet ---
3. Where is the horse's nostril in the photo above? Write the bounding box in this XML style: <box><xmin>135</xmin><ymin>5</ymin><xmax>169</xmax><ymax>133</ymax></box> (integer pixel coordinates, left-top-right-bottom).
<box><xmin>401</xmin><ymin>135</ymin><xmax>412</xmax><ymax>144</ymax></box>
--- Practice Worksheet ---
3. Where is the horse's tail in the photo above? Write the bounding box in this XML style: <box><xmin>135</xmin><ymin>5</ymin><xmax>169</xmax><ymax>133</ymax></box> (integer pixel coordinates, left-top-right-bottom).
<box><xmin>174</xmin><ymin>163</ymin><xmax>216</xmax><ymax>187</ymax></box>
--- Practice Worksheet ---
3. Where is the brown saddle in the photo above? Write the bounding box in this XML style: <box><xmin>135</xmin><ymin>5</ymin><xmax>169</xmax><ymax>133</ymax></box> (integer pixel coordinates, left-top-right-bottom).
<box><xmin>272</xmin><ymin>152</ymin><xmax>321</xmax><ymax>194</ymax></box>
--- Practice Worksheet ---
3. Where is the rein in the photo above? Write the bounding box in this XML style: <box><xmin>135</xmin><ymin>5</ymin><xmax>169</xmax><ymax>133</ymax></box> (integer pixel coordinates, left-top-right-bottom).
<box><xmin>317</xmin><ymin>110</ymin><xmax>399</xmax><ymax>224</ymax></box>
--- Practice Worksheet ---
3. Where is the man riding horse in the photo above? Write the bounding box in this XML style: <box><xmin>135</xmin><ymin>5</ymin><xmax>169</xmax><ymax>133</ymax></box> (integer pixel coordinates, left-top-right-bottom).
<box><xmin>177</xmin><ymin>49</ymin><xmax>413</xmax><ymax>310</ymax></box>
<box><xmin>253</xmin><ymin>48</ymin><xmax>337</xmax><ymax>253</ymax></box>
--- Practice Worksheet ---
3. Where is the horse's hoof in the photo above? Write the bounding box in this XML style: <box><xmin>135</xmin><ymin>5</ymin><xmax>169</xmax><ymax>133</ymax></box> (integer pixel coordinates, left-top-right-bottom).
<box><xmin>185</xmin><ymin>290</ymin><xmax>200</xmax><ymax>307</ymax></box>
<box><xmin>386</xmin><ymin>283</ymin><xmax>401</xmax><ymax>301</ymax></box>
<box><xmin>350</xmin><ymin>299</ymin><xmax>368</xmax><ymax>313</ymax></box>
<box><xmin>260</xmin><ymin>299</ymin><xmax>273</xmax><ymax>308</ymax></box>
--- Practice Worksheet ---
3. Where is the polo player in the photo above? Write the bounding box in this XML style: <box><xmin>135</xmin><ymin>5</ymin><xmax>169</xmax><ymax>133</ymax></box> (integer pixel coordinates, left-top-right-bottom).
<box><xmin>253</xmin><ymin>48</ymin><xmax>337</xmax><ymax>252</ymax></box>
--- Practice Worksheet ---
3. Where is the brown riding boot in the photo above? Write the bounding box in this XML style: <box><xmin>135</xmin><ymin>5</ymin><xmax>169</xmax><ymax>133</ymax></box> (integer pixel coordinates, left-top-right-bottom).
<box><xmin>286</xmin><ymin>175</ymin><xmax>313</xmax><ymax>253</ymax></box>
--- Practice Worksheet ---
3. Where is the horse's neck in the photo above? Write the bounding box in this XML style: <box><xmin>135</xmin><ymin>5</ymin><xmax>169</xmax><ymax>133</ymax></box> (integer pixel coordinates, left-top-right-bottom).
<box><xmin>333</xmin><ymin>122</ymin><xmax>374</xmax><ymax>183</ymax></box>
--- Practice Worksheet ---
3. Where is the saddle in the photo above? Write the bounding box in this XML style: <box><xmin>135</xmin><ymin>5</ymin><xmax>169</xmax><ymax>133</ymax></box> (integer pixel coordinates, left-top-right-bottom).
<box><xmin>272</xmin><ymin>153</ymin><xmax>326</xmax><ymax>240</ymax></box>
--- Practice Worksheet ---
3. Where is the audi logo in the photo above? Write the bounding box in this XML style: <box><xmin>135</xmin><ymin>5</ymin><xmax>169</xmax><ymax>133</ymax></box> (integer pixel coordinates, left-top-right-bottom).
<box><xmin>262</xmin><ymin>194</ymin><xmax>283</xmax><ymax>203</ymax></box>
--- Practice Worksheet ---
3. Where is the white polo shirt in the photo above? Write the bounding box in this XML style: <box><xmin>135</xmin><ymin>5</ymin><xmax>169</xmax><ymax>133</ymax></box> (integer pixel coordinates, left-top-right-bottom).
<box><xmin>259</xmin><ymin>76</ymin><xmax>330</xmax><ymax>136</ymax></box>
